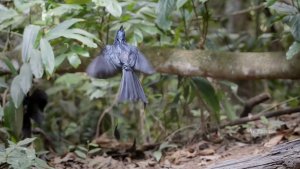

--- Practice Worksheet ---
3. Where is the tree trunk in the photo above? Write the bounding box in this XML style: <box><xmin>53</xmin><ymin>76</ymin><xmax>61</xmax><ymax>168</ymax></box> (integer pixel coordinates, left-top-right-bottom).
<box><xmin>209</xmin><ymin>139</ymin><xmax>300</xmax><ymax>169</ymax></box>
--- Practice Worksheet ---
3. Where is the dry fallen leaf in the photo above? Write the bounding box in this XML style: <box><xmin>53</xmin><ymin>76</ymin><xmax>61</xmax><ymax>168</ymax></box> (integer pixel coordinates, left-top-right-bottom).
<box><xmin>264</xmin><ymin>134</ymin><xmax>284</xmax><ymax>147</ymax></box>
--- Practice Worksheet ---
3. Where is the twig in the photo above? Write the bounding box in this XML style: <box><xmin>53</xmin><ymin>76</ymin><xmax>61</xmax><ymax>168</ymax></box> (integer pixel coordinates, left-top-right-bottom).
<box><xmin>240</xmin><ymin>92</ymin><xmax>271</xmax><ymax>117</ymax></box>
<box><xmin>0</xmin><ymin>30</ymin><xmax>23</xmax><ymax>37</ymax></box>
<box><xmin>209</xmin><ymin>106</ymin><xmax>300</xmax><ymax>133</ymax></box>
<box><xmin>165</xmin><ymin>124</ymin><xmax>197</xmax><ymax>141</ymax></box>
<box><xmin>230</xmin><ymin>4</ymin><xmax>265</xmax><ymax>16</ymax></box>
<box><xmin>105</xmin><ymin>15</ymin><xmax>111</xmax><ymax>44</ymax></box>
<box><xmin>180</xmin><ymin>8</ymin><xmax>191</xmax><ymax>47</ymax></box>
<box><xmin>191</xmin><ymin>0</ymin><xmax>203</xmax><ymax>49</ymax></box>
<box><xmin>259</xmin><ymin>96</ymin><xmax>300</xmax><ymax>114</ymax></box>
<box><xmin>95</xmin><ymin>97</ymin><xmax>118</xmax><ymax>138</ymax></box>
<box><xmin>199</xmin><ymin>2</ymin><xmax>209</xmax><ymax>49</ymax></box>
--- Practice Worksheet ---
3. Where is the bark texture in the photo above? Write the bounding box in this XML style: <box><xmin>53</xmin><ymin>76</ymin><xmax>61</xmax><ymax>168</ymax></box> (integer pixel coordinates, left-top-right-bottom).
<box><xmin>209</xmin><ymin>139</ymin><xmax>300</xmax><ymax>169</ymax></box>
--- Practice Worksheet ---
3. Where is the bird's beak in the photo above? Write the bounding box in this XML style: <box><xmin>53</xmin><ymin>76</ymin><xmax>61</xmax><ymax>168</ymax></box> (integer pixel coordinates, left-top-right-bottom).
<box><xmin>119</xmin><ymin>25</ymin><xmax>124</xmax><ymax>31</ymax></box>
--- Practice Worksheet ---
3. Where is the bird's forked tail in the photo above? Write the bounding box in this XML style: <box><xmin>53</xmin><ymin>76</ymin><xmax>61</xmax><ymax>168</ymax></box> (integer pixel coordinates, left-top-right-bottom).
<box><xmin>118</xmin><ymin>69</ymin><xmax>147</xmax><ymax>105</ymax></box>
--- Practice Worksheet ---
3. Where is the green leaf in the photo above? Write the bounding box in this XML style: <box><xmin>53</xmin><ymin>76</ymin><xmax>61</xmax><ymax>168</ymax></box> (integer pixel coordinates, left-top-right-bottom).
<box><xmin>89</xmin><ymin>89</ymin><xmax>106</xmax><ymax>100</ymax></box>
<box><xmin>67</xmin><ymin>53</ymin><xmax>81</xmax><ymax>68</ymax></box>
<box><xmin>47</xmin><ymin>30</ymin><xmax>97</xmax><ymax>48</ymax></box>
<box><xmin>10</xmin><ymin>76</ymin><xmax>24</xmax><ymax>108</ymax></box>
<box><xmin>0</xmin><ymin>7</ymin><xmax>18</xmax><ymax>23</ymax></box>
<box><xmin>47</xmin><ymin>4</ymin><xmax>82</xmax><ymax>16</ymax></box>
<box><xmin>70</xmin><ymin>28</ymin><xmax>100</xmax><ymax>41</ymax></box>
<box><xmin>1</xmin><ymin>57</ymin><xmax>18</xmax><ymax>75</ymax></box>
<box><xmin>176</xmin><ymin>0</ymin><xmax>188</xmax><ymax>9</ymax></box>
<box><xmin>0</xmin><ymin>105</ymin><xmax>3</xmax><ymax>121</ymax></box>
<box><xmin>156</xmin><ymin>0</ymin><xmax>176</xmax><ymax>30</ymax></box>
<box><xmin>47</xmin><ymin>18</ymin><xmax>84</xmax><ymax>37</ymax></box>
<box><xmin>17</xmin><ymin>138</ymin><xmax>36</xmax><ymax>146</ymax></box>
<box><xmin>61</xmin><ymin>31</ymin><xmax>97</xmax><ymax>48</ymax></box>
<box><xmin>0</xmin><ymin>77</ymin><xmax>8</xmax><ymax>88</ymax></box>
<box><xmin>93</xmin><ymin>0</ymin><xmax>122</xmax><ymax>17</ymax></box>
<box><xmin>159</xmin><ymin>142</ymin><xmax>177</xmax><ymax>150</ymax></box>
<box><xmin>266</xmin><ymin>0</ymin><xmax>277</xmax><ymax>6</ymax></box>
<box><xmin>106</xmin><ymin>0</ymin><xmax>122</xmax><ymax>17</ymax></box>
<box><xmin>40</xmin><ymin>38</ymin><xmax>55</xmax><ymax>74</ymax></box>
<box><xmin>74</xmin><ymin>150</ymin><xmax>87</xmax><ymax>159</ymax></box>
<box><xmin>22</xmin><ymin>25</ymin><xmax>41</xmax><ymax>62</ymax></box>
<box><xmin>71</xmin><ymin>45</ymin><xmax>90</xmax><ymax>57</ymax></box>
<box><xmin>192</xmin><ymin>77</ymin><xmax>220</xmax><ymax>122</ymax></box>
<box><xmin>29</xmin><ymin>49</ymin><xmax>44</xmax><ymax>78</ymax></box>
<box><xmin>14</xmin><ymin>0</ymin><xmax>44</xmax><ymax>12</ymax></box>
<box><xmin>19</xmin><ymin>63</ymin><xmax>33</xmax><ymax>94</ymax></box>
<box><xmin>55</xmin><ymin>54</ymin><xmax>68</xmax><ymax>68</ymax></box>
<box><xmin>284</xmin><ymin>14</ymin><xmax>300</xmax><ymax>42</ymax></box>
<box><xmin>34</xmin><ymin>157</ymin><xmax>53</xmax><ymax>169</ymax></box>
<box><xmin>88</xmin><ymin>148</ymin><xmax>101</xmax><ymax>154</ymax></box>
<box><xmin>269</xmin><ymin>2</ymin><xmax>298</xmax><ymax>15</ymax></box>
<box><xmin>65</xmin><ymin>0</ymin><xmax>91</xmax><ymax>4</ymax></box>
<box><xmin>55</xmin><ymin>73</ymin><xmax>87</xmax><ymax>86</ymax></box>
<box><xmin>153</xmin><ymin>151</ymin><xmax>162</xmax><ymax>161</ymax></box>
<box><xmin>286</xmin><ymin>41</ymin><xmax>300</xmax><ymax>60</ymax></box>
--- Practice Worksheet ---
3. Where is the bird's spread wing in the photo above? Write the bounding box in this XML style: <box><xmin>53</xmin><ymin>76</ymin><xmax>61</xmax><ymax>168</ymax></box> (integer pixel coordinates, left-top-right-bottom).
<box><xmin>130</xmin><ymin>47</ymin><xmax>155</xmax><ymax>75</ymax></box>
<box><xmin>86</xmin><ymin>46</ymin><xmax>121</xmax><ymax>78</ymax></box>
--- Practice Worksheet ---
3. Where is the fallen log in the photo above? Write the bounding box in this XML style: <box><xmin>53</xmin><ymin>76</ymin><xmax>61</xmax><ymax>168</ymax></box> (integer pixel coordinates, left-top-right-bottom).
<box><xmin>209</xmin><ymin>139</ymin><xmax>300</xmax><ymax>169</ymax></box>
<box><xmin>2</xmin><ymin>48</ymin><xmax>300</xmax><ymax>80</ymax></box>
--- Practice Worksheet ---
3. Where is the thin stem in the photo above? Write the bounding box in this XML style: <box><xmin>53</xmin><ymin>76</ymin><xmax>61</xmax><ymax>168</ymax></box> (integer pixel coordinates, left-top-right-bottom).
<box><xmin>0</xmin><ymin>30</ymin><xmax>22</xmax><ymax>37</ymax></box>
<box><xmin>106</xmin><ymin>15</ymin><xmax>111</xmax><ymax>44</ymax></box>
<box><xmin>180</xmin><ymin>8</ymin><xmax>191</xmax><ymax>47</ymax></box>
<box><xmin>200</xmin><ymin>2</ymin><xmax>209</xmax><ymax>49</ymax></box>
<box><xmin>191</xmin><ymin>0</ymin><xmax>202</xmax><ymax>47</ymax></box>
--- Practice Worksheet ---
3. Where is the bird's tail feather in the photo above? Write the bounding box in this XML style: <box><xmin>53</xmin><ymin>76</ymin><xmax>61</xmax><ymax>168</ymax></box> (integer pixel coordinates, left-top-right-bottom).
<box><xmin>118</xmin><ymin>70</ymin><xmax>147</xmax><ymax>104</ymax></box>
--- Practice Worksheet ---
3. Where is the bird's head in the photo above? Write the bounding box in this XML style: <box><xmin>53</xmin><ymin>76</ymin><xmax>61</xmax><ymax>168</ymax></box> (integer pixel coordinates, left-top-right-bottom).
<box><xmin>115</xmin><ymin>26</ymin><xmax>126</xmax><ymax>43</ymax></box>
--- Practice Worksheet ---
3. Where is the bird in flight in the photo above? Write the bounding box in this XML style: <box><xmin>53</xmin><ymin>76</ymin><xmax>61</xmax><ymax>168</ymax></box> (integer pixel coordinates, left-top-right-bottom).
<box><xmin>86</xmin><ymin>26</ymin><xmax>155</xmax><ymax>105</ymax></box>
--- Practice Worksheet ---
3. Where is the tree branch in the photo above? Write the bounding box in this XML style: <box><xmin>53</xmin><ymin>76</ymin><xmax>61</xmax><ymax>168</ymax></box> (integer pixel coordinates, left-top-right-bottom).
<box><xmin>2</xmin><ymin>47</ymin><xmax>300</xmax><ymax>80</ymax></box>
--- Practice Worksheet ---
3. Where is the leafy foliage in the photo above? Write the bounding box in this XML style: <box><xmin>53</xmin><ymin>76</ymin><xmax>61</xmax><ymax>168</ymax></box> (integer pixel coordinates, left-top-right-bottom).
<box><xmin>269</xmin><ymin>1</ymin><xmax>300</xmax><ymax>59</ymax></box>
<box><xmin>0</xmin><ymin>138</ymin><xmax>52</xmax><ymax>169</ymax></box>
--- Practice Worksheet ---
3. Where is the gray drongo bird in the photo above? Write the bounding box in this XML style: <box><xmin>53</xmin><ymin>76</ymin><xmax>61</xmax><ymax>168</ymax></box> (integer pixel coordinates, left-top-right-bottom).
<box><xmin>86</xmin><ymin>26</ymin><xmax>155</xmax><ymax>105</ymax></box>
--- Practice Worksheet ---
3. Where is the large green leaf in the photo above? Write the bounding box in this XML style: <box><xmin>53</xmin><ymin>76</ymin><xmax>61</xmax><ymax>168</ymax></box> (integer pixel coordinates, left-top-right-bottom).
<box><xmin>156</xmin><ymin>0</ymin><xmax>176</xmax><ymax>30</ymax></box>
<box><xmin>0</xmin><ymin>7</ymin><xmax>18</xmax><ymax>23</ymax></box>
<box><xmin>13</xmin><ymin>0</ymin><xmax>44</xmax><ymax>12</ymax></box>
<box><xmin>286</xmin><ymin>41</ymin><xmax>300</xmax><ymax>60</ymax></box>
<box><xmin>4</xmin><ymin>99</ymin><xmax>23</xmax><ymax>138</ymax></box>
<box><xmin>69</xmin><ymin>29</ymin><xmax>100</xmax><ymax>41</ymax></box>
<box><xmin>47</xmin><ymin>29</ymin><xmax>97</xmax><ymax>48</ymax></box>
<box><xmin>47</xmin><ymin>4</ymin><xmax>82</xmax><ymax>16</ymax></box>
<box><xmin>22</xmin><ymin>25</ymin><xmax>41</xmax><ymax>62</ymax></box>
<box><xmin>269</xmin><ymin>2</ymin><xmax>298</xmax><ymax>15</ymax></box>
<box><xmin>284</xmin><ymin>14</ymin><xmax>300</xmax><ymax>42</ymax></box>
<box><xmin>106</xmin><ymin>0</ymin><xmax>122</xmax><ymax>17</ymax></box>
<box><xmin>10</xmin><ymin>76</ymin><xmax>24</xmax><ymax>108</ymax></box>
<box><xmin>176</xmin><ymin>0</ymin><xmax>188</xmax><ymax>9</ymax></box>
<box><xmin>40</xmin><ymin>38</ymin><xmax>55</xmax><ymax>74</ymax></box>
<box><xmin>93</xmin><ymin>0</ymin><xmax>122</xmax><ymax>17</ymax></box>
<box><xmin>19</xmin><ymin>63</ymin><xmax>33</xmax><ymax>94</ymax></box>
<box><xmin>47</xmin><ymin>18</ymin><xmax>83</xmax><ymax>37</ymax></box>
<box><xmin>192</xmin><ymin>77</ymin><xmax>220</xmax><ymax>122</ymax></box>
<box><xmin>29</xmin><ymin>49</ymin><xmax>44</xmax><ymax>78</ymax></box>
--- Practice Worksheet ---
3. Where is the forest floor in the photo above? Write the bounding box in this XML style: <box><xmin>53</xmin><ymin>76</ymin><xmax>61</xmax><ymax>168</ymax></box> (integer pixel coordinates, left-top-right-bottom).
<box><xmin>49</xmin><ymin>112</ymin><xmax>300</xmax><ymax>169</ymax></box>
